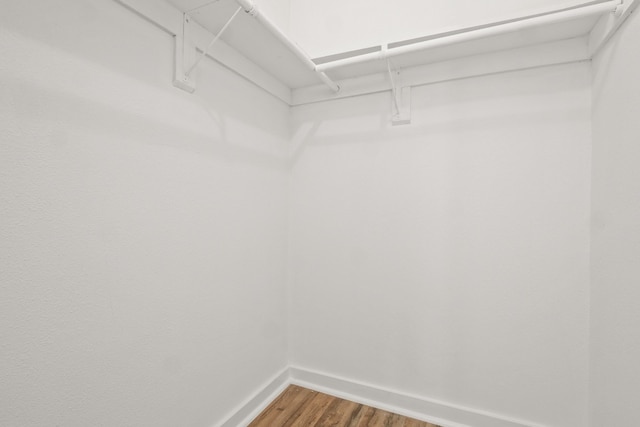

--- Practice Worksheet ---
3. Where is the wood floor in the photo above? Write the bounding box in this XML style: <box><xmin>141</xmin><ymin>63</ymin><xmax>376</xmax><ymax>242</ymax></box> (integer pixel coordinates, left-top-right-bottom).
<box><xmin>248</xmin><ymin>385</ymin><xmax>441</xmax><ymax>427</ymax></box>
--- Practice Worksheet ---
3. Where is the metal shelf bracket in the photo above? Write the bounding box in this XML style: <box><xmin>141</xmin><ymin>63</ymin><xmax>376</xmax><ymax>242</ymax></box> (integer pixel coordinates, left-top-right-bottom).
<box><xmin>173</xmin><ymin>6</ymin><xmax>242</xmax><ymax>93</ymax></box>
<box><xmin>387</xmin><ymin>61</ymin><xmax>411</xmax><ymax>126</ymax></box>
<box><xmin>173</xmin><ymin>13</ymin><xmax>197</xmax><ymax>93</ymax></box>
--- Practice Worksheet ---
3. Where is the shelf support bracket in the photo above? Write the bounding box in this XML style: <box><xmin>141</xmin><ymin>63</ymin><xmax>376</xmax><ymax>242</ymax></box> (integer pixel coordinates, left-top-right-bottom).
<box><xmin>173</xmin><ymin>13</ymin><xmax>197</xmax><ymax>93</ymax></box>
<box><xmin>173</xmin><ymin>6</ymin><xmax>242</xmax><ymax>93</ymax></box>
<box><xmin>387</xmin><ymin>61</ymin><xmax>411</xmax><ymax>126</ymax></box>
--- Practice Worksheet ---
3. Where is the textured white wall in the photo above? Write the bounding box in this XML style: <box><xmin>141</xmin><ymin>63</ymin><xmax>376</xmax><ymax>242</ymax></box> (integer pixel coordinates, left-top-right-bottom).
<box><xmin>4</xmin><ymin>1</ymin><xmax>636</xmax><ymax>426</ymax></box>
<box><xmin>289</xmin><ymin>63</ymin><xmax>592</xmax><ymax>427</ymax></box>
<box><xmin>0</xmin><ymin>1</ymin><xmax>289</xmax><ymax>426</ymax></box>
<box><xmin>590</xmin><ymin>10</ymin><xmax>640</xmax><ymax>427</ymax></box>
<box><xmin>290</xmin><ymin>0</ymin><xmax>602</xmax><ymax>58</ymax></box>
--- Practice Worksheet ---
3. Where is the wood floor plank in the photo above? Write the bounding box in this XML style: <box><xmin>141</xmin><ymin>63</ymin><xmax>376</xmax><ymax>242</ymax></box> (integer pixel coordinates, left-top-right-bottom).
<box><xmin>282</xmin><ymin>391</ymin><xmax>328</xmax><ymax>427</ymax></box>
<box><xmin>275</xmin><ymin>386</ymin><xmax>318</xmax><ymax>425</ymax></box>
<box><xmin>385</xmin><ymin>412</ymin><xmax>404</xmax><ymax>426</ymax></box>
<box><xmin>286</xmin><ymin>391</ymin><xmax>336</xmax><ymax>426</ymax></box>
<box><xmin>249</xmin><ymin>385</ymin><xmax>313</xmax><ymax>426</ymax></box>
<box><xmin>351</xmin><ymin>405</ymin><xmax>377</xmax><ymax>427</ymax></box>
<box><xmin>402</xmin><ymin>418</ymin><xmax>431</xmax><ymax>427</ymax></box>
<box><xmin>369</xmin><ymin>408</ymin><xmax>391</xmax><ymax>426</ymax></box>
<box><xmin>316</xmin><ymin>397</ymin><xmax>361</xmax><ymax>426</ymax></box>
<box><xmin>249</xmin><ymin>385</ymin><xmax>440</xmax><ymax>427</ymax></box>
<box><xmin>249</xmin><ymin>386</ymin><xmax>297</xmax><ymax>426</ymax></box>
<box><xmin>343</xmin><ymin>403</ymin><xmax>365</xmax><ymax>426</ymax></box>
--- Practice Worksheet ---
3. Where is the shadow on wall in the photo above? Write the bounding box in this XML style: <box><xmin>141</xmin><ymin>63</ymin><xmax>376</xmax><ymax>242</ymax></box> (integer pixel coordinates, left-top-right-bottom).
<box><xmin>287</xmin><ymin>62</ymin><xmax>590</xmax><ymax>169</ymax></box>
<box><xmin>1</xmin><ymin>0</ymin><xmax>291</xmax><ymax>170</ymax></box>
<box><xmin>287</xmin><ymin>88</ymin><xmax>588</xmax><ymax>169</ymax></box>
<box><xmin>2</xmin><ymin>0</ymin><xmax>590</xmax><ymax>175</ymax></box>
<box><xmin>0</xmin><ymin>0</ymin><xmax>175</xmax><ymax>92</ymax></box>
<box><xmin>3</xmin><ymin>75</ymin><xmax>288</xmax><ymax>172</ymax></box>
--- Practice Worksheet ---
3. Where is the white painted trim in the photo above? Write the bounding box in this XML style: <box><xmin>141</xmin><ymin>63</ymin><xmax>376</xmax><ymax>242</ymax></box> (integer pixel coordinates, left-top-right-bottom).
<box><xmin>214</xmin><ymin>365</ymin><xmax>556</xmax><ymax>427</ymax></box>
<box><xmin>216</xmin><ymin>367</ymin><xmax>290</xmax><ymax>427</ymax></box>
<box><xmin>289</xmin><ymin>366</ymin><xmax>550</xmax><ymax>427</ymax></box>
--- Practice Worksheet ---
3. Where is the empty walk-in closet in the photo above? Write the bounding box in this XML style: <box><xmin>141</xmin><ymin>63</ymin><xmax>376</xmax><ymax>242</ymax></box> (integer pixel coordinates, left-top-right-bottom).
<box><xmin>1</xmin><ymin>0</ymin><xmax>639</xmax><ymax>426</ymax></box>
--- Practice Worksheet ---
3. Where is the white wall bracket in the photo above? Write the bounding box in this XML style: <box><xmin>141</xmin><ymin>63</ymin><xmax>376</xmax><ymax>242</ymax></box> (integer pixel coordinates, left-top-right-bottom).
<box><xmin>173</xmin><ymin>13</ymin><xmax>197</xmax><ymax>93</ymax></box>
<box><xmin>173</xmin><ymin>7</ymin><xmax>243</xmax><ymax>93</ymax></box>
<box><xmin>387</xmin><ymin>61</ymin><xmax>411</xmax><ymax>126</ymax></box>
<box><xmin>114</xmin><ymin>0</ymin><xmax>292</xmax><ymax>103</ymax></box>
<box><xmin>392</xmin><ymin>86</ymin><xmax>412</xmax><ymax>126</ymax></box>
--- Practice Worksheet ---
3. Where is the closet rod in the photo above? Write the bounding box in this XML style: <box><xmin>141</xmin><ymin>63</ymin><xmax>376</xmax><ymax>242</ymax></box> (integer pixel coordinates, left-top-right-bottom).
<box><xmin>234</xmin><ymin>0</ymin><xmax>340</xmax><ymax>92</ymax></box>
<box><xmin>316</xmin><ymin>0</ymin><xmax>621</xmax><ymax>72</ymax></box>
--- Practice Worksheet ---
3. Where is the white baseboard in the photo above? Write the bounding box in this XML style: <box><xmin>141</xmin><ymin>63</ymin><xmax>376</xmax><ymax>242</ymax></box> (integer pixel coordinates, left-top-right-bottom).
<box><xmin>217</xmin><ymin>367</ymin><xmax>290</xmax><ymax>427</ymax></box>
<box><xmin>216</xmin><ymin>365</ymin><xmax>548</xmax><ymax>427</ymax></box>
<box><xmin>289</xmin><ymin>366</ymin><xmax>547</xmax><ymax>427</ymax></box>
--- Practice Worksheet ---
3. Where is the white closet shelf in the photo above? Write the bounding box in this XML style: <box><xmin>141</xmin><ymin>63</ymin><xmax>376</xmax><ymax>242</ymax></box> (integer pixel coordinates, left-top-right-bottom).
<box><xmin>117</xmin><ymin>0</ymin><xmax>638</xmax><ymax>106</ymax></box>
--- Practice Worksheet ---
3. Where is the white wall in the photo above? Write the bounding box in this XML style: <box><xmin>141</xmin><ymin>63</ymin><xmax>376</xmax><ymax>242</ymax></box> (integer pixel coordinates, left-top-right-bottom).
<box><xmin>257</xmin><ymin>0</ymin><xmax>292</xmax><ymax>34</ymax></box>
<box><xmin>0</xmin><ymin>1</ymin><xmax>289</xmax><ymax>426</ymax></box>
<box><xmin>290</xmin><ymin>0</ymin><xmax>603</xmax><ymax>58</ymax></box>
<box><xmin>289</xmin><ymin>63</ymin><xmax>592</xmax><ymax>427</ymax></box>
<box><xmin>590</xmin><ymin>10</ymin><xmax>640</xmax><ymax>427</ymax></box>
<box><xmin>5</xmin><ymin>1</ymin><xmax>637</xmax><ymax>426</ymax></box>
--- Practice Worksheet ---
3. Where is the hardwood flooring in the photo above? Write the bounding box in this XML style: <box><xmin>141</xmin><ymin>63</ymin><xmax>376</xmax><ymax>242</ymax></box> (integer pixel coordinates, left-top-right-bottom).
<box><xmin>248</xmin><ymin>385</ymin><xmax>441</xmax><ymax>427</ymax></box>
